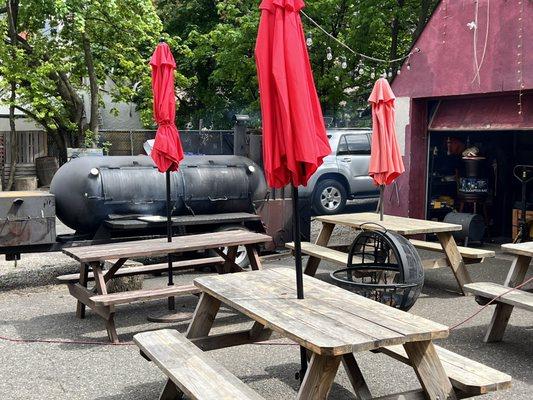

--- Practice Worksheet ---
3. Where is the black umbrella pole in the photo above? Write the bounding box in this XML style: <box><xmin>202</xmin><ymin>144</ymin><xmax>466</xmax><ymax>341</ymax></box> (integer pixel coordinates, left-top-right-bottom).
<box><xmin>292</xmin><ymin>185</ymin><xmax>304</xmax><ymax>299</ymax></box>
<box><xmin>292</xmin><ymin>185</ymin><xmax>307</xmax><ymax>381</ymax></box>
<box><xmin>379</xmin><ymin>185</ymin><xmax>384</xmax><ymax>221</ymax></box>
<box><xmin>166</xmin><ymin>170</ymin><xmax>175</xmax><ymax>311</ymax></box>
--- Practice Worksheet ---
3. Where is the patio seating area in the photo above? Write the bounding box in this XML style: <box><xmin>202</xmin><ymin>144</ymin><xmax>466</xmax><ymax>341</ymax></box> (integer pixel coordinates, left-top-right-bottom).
<box><xmin>1</xmin><ymin>240</ymin><xmax>531</xmax><ymax>399</ymax></box>
<box><xmin>1</xmin><ymin>1</ymin><xmax>532</xmax><ymax>399</ymax></box>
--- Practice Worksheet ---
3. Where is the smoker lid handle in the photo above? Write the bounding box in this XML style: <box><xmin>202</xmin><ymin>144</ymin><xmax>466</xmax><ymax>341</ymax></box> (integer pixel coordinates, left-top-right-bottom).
<box><xmin>12</xmin><ymin>198</ymin><xmax>24</xmax><ymax>206</ymax></box>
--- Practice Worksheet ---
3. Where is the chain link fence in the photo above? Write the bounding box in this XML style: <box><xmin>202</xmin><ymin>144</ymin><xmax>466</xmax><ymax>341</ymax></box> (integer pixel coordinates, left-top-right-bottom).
<box><xmin>99</xmin><ymin>129</ymin><xmax>235</xmax><ymax>156</ymax></box>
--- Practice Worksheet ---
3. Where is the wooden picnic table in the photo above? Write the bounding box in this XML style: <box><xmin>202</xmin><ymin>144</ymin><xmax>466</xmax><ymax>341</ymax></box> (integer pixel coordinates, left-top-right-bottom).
<box><xmin>184</xmin><ymin>267</ymin><xmax>457</xmax><ymax>399</ymax></box>
<box><xmin>305</xmin><ymin>212</ymin><xmax>486</xmax><ymax>295</ymax></box>
<box><xmin>464</xmin><ymin>241</ymin><xmax>533</xmax><ymax>342</ymax></box>
<box><xmin>61</xmin><ymin>230</ymin><xmax>272</xmax><ymax>342</ymax></box>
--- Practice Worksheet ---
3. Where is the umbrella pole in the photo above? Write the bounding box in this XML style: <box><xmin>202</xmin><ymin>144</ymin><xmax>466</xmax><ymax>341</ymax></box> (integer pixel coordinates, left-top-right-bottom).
<box><xmin>166</xmin><ymin>169</ymin><xmax>175</xmax><ymax>311</ymax></box>
<box><xmin>379</xmin><ymin>185</ymin><xmax>384</xmax><ymax>221</ymax></box>
<box><xmin>291</xmin><ymin>185</ymin><xmax>307</xmax><ymax>381</ymax></box>
<box><xmin>147</xmin><ymin>169</ymin><xmax>191</xmax><ymax>323</ymax></box>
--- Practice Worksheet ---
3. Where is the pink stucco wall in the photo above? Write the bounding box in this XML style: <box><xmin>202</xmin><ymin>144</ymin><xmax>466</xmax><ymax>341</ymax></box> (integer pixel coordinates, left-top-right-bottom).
<box><xmin>393</xmin><ymin>0</ymin><xmax>533</xmax><ymax>98</ymax></box>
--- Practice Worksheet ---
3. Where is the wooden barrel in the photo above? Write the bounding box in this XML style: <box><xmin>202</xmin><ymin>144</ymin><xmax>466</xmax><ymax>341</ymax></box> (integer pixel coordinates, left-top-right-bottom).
<box><xmin>35</xmin><ymin>156</ymin><xmax>59</xmax><ymax>187</ymax></box>
<box><xmin>14</xmin><ymin>176</ymin><xmax>38</xmax><ymax>191</ymax></box>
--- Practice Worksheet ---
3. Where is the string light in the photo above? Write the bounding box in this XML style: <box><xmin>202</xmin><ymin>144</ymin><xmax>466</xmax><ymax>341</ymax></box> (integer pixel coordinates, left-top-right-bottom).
<box><xmin>341</xmin><ymin>56</ymin><xmax>348</xmax><ymax>69</ymax></box>
<box><xmin>306</xmin><ymin>32</ymin><xmax>313</xmax><ymax>47</ymax></box>
<box><xmin>301</xmin><ymin>10</ymin><xmax>419</xmax><ymax>67</ymax></box>
<box><xmin>357</xmin><ymin>60</ymin><xmax>365</xmax><ymax>75</ymax></box>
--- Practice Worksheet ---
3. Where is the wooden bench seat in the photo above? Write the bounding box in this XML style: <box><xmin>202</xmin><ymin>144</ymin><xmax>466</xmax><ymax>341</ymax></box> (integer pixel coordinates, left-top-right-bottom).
<box><xmin>285</xmin><ymin>242</ymin><xmax>361</xmax><ymax>265</ymax></box>
<box><xmin>376</xmin><ymin>344</ymin><xmax>511</xmax><ymax>397</ymax></box>
<box><xmin>91</xmin><ymin>285</ymin><xmax>200</xmax><ymax>306</ymax></box>
<box><xmin>134</xmin><ymin>329</ymin><xmax>264</xmax><ymax>400</ymax></box>
<box><xmin>409</xmin><ymin>239</ymin><xmax>495</xmax><ymax>260</ymax></box>
<box><xmin>57</xmin><ymin>256</ymin><xmax>224</xmax><ymax>284</ymax></box>
<box><xmin>464</xmin><ymin>282</ymin><xmax>533</xmax><ymax>311</ymax></box>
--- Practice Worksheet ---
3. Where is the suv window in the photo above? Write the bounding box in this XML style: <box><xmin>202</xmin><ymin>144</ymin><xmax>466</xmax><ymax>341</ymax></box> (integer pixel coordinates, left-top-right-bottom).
<box><xmin>337</xmin><ymin>134</ymin><xmax>370</xmax><ymax>155</ymax></box>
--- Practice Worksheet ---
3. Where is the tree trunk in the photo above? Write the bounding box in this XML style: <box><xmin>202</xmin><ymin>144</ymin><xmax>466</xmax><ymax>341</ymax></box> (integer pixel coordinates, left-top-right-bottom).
<box><xmin>6</xmin><ymin>0</ymin><xmax>19</xmax><ymax>191</ymax></box>
<box><xmin>82</xmin><ymin>33</ymin><xmax>100</xmax><ymax>147</ymax></box>
<box><xmin>390</xmin><ymin>0</ymin><xmax>405</xmax><ymax>75</ymax></box>
<box><xmin>6</xmin><ymin>82</ymin><xmax>18</xmax><ymax>191</ymax></box>
<box><xmin>390</xmin><ymin>0</ymin><xmax>405</xmax><ymax>62</ymax></box>
<box><xmin>414</xmin><ymin>0</ymin><xmax>432</xmax><ymax>40</ymax></box>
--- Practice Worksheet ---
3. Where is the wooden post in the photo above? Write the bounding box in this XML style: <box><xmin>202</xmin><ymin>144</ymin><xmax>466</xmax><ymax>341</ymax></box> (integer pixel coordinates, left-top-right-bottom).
<box><xmin>485</xmin><ymin>254</ymin><xmax>531</xmax><ymax>342</ymax></box>
<box><xmin>305</xmin><ymin>222</ymin><xmax>335</xmax><ymax>276</ymax></box>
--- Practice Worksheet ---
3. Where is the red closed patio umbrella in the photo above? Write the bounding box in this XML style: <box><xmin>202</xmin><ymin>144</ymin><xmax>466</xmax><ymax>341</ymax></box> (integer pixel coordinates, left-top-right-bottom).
<box><xmin>255</xmin><ymin>0</ymin><xmax>331</xmax><ymax>379</ymax></box>
<box><xmin>368</xmin><ymin>78</ymin><xmax>405</xmax><ymax>220</ymax></box>
<box><xmin>150</xmin><ymin>40</ymin><xmax>184</xmax><ymax>314</ymax></box>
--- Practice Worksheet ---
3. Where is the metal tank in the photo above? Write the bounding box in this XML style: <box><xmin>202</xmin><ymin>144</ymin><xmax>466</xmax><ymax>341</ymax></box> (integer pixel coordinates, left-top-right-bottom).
<box><xmin>50</xmin><ymin>155</ymin><xmax>267</xmax><ymax>233</ymax></box>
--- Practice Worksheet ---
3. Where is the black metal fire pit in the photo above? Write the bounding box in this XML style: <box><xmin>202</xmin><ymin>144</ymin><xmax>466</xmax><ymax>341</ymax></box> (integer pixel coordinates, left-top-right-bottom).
<box><xmin>330</xmin><ymin>225</ymin><xmax>424</xmax><ymax>311</ymax></box>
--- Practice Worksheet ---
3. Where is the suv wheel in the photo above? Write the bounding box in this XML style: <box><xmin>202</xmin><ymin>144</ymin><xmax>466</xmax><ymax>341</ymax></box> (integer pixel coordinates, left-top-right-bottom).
<box><xmin>313</xmin><ymin>179</ymin><xmax>347</xmax><ymax>215</ymax></box>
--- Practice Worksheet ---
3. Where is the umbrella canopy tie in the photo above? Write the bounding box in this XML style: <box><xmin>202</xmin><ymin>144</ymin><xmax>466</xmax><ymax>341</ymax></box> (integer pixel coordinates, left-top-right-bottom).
<box><xmin>156</xmin><ymin>120</ymin><xmax>175</xmax><ymax>127</ymax></box>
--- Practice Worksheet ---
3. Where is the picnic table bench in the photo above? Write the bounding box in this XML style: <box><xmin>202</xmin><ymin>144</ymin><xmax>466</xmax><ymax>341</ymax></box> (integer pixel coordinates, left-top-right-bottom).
<box><xmin>135</xmin><ymin>268</ymin><xmax>510</xmax><ymax>399</ymax></box>
<box><xmin>135</xmin><ymin>329</ymin><xmax>264</xmax><ymax>400</ymax></box>
<box><xmin>60</xmin><ymin>230</ymin><xmax>272</xmax><ymax>342</ymax></box>
<box><xmin>287</xmin><ymin>212</ymin><xmax>495</xmax><ymax>294</ymax></box>
<box><xmin>464</xmin><ymin>241</ymin><xmax>533</xmax><ymax>342</ymax></box>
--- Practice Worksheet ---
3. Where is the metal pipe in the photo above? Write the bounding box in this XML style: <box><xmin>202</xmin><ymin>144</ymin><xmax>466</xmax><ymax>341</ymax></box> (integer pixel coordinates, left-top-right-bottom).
<box><xmin>166</xmin><ymin>169</ymin><xmax>175</xmax><ymax>310</ymax></box>
<box><xmin>379</xmin><ymin>185</ymin><xmax>384</xmax><ymax>221</ymax></box>
<box><xmin>291</xmin><ymin>184</ymin><xmax>306</xmax><ymax>381</ymax></box>
<box><xmin>292</xmin><ymin>185</ymin><xmax>304</xmax><ymax>300</ymax></box>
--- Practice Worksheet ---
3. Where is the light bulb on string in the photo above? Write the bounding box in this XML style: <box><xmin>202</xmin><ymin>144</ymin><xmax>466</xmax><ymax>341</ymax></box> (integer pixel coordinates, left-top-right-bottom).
<box><xmin>397</xmin><ymin>69</ymin><xmax>402</xmax><ymax>75</ymax></box>
<box><xmin>341</xmin><ymin>56</ymin><xmax>348</xmax><ymax>69</ymax></box>
<box><xmin>370</xmin><ymin>69</ymin><xmax>376</xmax><ymax>79</ymax></box>
<box><xmin>388</xmin><ymin>70</ymin><xmax>393</xmax><ymax>78</ymax></box>
<box><xmin>357</xmin><ymin>60</ymin><xmax>365</xmax><ymax>75</ymax></box>
<box><xmin>326</xmin><ymin>47</ymin><xmax>333</xmax><ymax>61</ymax></box>
<box><xmin>407</xmin><ymin>63</ymin><xmax>411</xmax><ymax>71</ymax></box>
<box><xmin>306</xmin><ymin>32</ymin><xmax>313</xmax><ymax>47</ymax></box>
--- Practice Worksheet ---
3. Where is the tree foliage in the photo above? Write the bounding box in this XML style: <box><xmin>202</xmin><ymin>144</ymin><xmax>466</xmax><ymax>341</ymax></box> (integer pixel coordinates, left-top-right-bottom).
<box><xmin>0</xmin><ymin>0</ymin><xmax>162</xmax><ymax>160</ymax></box>
<box><xmin>157</xmin><ymin>0</ymin><xmax>438</xmax><ymax>128</ymax></box>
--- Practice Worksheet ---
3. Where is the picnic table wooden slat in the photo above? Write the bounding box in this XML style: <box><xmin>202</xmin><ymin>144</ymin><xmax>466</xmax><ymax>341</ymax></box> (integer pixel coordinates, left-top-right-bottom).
<box><xmin>501</xmin><ymin>241</ymin><xmax>533</xmax><ymax>257</ymax></box>
<box><xmin>134</xmin><ymin>329</ymin><xmax>265</xmax><ymax>400</ymax></box>
<box><xmin>267</xmin><ymin>267</ymin><xmax>449</xmax><ymax>335</ymax></box>
<box><xmin>270</xmin><ymin>268</ymin><xmax>450</xmax><ymax>337</ymax></box>
<box><xmin>316</xmin><ymin>212</ymin><xmax>462</xmax><ymax>235</ymax></box>
<box><xmin>378</xmin><ymin>344</ymin><xmax>512</xmax><ymax>396</ymax></box>
<box><xmin>193</xmin><ymin>268</ymin><xmax>449</xmax><ymax>355</ymax></box>
<box><xmin>62</xmin><ymin>231</ymin><xmax>272</xmax><ymax>262</ymax></box>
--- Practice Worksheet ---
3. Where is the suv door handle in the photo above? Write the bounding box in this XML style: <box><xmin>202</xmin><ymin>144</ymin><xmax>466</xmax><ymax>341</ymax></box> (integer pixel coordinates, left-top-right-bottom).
<box><xmin>341</xmin><ymin>157</ymin><xmax>351</xmax><ymax>163</ymax></box>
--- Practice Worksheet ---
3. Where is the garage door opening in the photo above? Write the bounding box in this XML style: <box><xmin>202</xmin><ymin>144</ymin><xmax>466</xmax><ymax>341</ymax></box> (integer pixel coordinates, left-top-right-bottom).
<box><xmin>427</xmin><ymin>130</ymin><xmax>533</xmax><ymax>242</ymax></box>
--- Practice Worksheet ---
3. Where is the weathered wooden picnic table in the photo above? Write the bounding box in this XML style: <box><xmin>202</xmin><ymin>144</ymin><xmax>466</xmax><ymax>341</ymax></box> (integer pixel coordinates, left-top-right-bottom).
<box><xmin>61</xmin><ymin>230</ymin><xmax>272</xmax><ymax>342</ymax></box>
<box><xmin>287</xmin><ymin>212</ymin><xmax>495</xmax><ymax>295</ymax></box>
<box><xmin>465</xmin><ymin>241</ymin><xmax>533</xmax><ymax>342</ymax></box>
<box><xmin>134</xmin><ymin>267</ymin><xmax>511</xmax><ymax>399</ymax></box>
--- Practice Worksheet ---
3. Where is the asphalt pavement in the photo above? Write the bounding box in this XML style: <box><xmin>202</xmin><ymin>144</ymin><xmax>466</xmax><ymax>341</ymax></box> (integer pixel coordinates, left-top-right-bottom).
<box><xmin>0</xmin><ymin>209</ymin><xmax>532</xmax><ymax>399</ymax></box>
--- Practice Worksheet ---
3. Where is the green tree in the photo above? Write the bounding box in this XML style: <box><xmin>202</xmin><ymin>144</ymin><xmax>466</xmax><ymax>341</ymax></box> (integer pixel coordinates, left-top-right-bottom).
<box><xmin>0</xmin><ymin>0</ymin><xmax>163</xmax><ymax>161</ymax></box>
<box><xmin>158</xmin><ymin>0</ymin><xmax>438</xmax><ymax>128</ymax></box>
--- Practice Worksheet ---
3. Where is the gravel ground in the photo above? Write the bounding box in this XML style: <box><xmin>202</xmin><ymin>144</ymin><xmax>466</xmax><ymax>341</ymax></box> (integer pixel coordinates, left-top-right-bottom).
<box><xmin>1</xmin><ymin>208</ymin><xmax>532</xmax><ymax>399</ymax></box>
